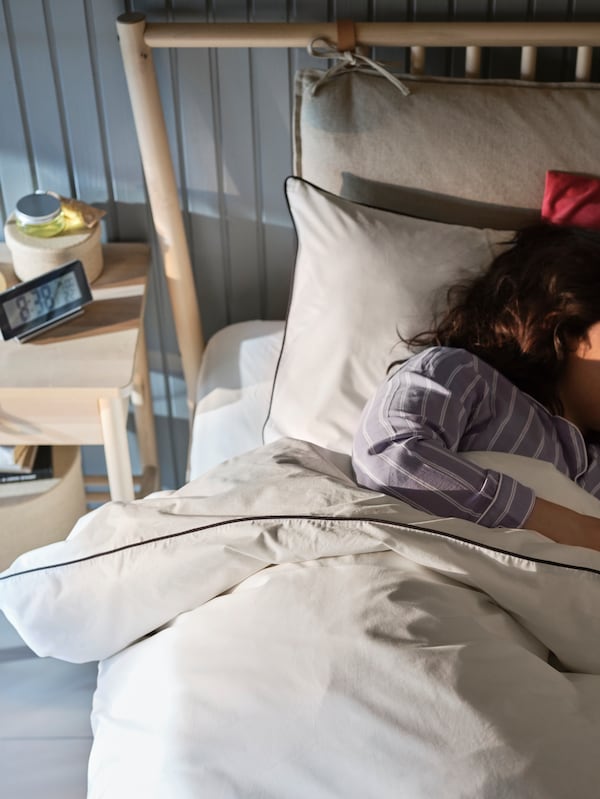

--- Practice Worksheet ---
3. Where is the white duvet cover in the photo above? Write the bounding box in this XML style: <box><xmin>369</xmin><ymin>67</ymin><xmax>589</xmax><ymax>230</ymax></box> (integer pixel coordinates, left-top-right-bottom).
<box><xmin>2</xmin><ymin>439</ymin><xmax>600</xmax><ymax>798</ymax></box>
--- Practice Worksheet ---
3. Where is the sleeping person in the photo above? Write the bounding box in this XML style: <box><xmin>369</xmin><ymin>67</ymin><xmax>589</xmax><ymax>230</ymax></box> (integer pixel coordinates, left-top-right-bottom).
<box><xmin>352</xmin><ymin>223</ymin><xmax>600</xmax><ymax>550</ymax></box>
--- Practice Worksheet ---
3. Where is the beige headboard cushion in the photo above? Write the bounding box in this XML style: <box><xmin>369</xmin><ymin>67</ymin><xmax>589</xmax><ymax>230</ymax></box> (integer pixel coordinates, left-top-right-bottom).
<box><xmin>294</xmin><ymin>69</ymin><xmax>600</xmax><ymax>224</ymax></box>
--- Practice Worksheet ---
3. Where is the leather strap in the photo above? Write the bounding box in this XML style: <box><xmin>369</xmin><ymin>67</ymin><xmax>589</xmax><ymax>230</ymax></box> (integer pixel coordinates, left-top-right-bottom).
<box><xmin>336</xmin><ymin>19</ymin><xmax>356</xmax><ymax>52</ymax></box>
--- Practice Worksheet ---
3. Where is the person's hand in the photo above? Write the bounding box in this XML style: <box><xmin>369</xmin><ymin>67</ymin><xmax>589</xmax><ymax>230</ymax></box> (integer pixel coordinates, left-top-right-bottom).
<box><xmin>525</xmin><ymin>497</ymin><xmax>600</xmax><ymax>551</ymax></box>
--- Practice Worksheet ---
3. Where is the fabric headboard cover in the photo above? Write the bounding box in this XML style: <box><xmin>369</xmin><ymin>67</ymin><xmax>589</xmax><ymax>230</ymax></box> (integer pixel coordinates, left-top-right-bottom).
<box><xmin>293</xmin><ymin>70</ymin><xmax>600</xmax><ymax>213</ymax></box>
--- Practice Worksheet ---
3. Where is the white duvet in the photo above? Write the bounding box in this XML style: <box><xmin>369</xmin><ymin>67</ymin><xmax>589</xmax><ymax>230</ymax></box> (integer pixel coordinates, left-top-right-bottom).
<box><xmin>2</xmin><ymin>438</ymin><xmax>600</xmax><ymax>798</ymax></box>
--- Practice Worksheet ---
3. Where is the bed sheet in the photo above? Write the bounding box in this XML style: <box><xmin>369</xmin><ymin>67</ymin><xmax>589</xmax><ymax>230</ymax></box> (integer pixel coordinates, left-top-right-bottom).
<box><xmin>188</xmin><ymin>320</ymin><xmax>284</xmax><ymax>480</ymax></box>
<box><xmin>4</xmin><ymin>439</ymin><xmax>600</xmax><ymax>798</ymax></box>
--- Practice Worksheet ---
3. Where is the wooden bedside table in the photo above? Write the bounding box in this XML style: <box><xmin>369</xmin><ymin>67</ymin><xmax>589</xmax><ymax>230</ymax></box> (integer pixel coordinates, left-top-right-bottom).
<box><xmin>0</xmin><ymin>242</ymin><xmax>159</xmax><ymax>503</ymax></box>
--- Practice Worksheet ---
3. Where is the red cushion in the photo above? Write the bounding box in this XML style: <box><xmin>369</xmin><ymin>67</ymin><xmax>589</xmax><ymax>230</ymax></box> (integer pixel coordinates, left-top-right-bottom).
<box><xmin>541</xmin><ymin>170</ymin><xmax>600</xmax><ymax>229</ymax></box>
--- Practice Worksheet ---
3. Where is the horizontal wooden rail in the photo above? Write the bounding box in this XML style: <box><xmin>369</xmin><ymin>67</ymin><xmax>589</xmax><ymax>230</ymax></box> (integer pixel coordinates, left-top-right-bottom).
<box><xmin>142</xmin><ymin>20</ymin><xmax>600</xmax><ymax>50</ymax></box>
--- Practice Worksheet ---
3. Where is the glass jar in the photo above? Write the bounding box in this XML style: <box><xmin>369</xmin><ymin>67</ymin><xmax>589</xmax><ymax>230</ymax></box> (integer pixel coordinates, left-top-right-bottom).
<box><xmin>15</xmin><ymin>192</ymin><xmax>65</xmax><ymax>238</ymax></box>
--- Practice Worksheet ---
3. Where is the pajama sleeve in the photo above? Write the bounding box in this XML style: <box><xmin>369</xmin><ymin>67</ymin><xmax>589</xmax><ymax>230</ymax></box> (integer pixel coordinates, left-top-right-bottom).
<box><xmin>352</xmin><ymin>349</ymin><xmax>536</xmax><ymax>528</ymax></box>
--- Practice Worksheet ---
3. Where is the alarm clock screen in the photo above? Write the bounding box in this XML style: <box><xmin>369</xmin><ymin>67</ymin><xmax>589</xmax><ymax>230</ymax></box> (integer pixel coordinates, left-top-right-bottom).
<box><xmin>0</xmin><ymin>260</ymin><xmax>93</xmax><ymax>342</ymax></box>
<box><xmin>3</xmin><ymin>272</ymin><xmax>83</xmax><ymax>329</ymax></box>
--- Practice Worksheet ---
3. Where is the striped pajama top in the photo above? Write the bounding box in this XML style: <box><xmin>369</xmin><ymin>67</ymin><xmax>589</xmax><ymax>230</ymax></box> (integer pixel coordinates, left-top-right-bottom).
<box><xmin>352</xmin><ymin>346</ymin><xmax>600</xmax><ymax>529</ymax></box>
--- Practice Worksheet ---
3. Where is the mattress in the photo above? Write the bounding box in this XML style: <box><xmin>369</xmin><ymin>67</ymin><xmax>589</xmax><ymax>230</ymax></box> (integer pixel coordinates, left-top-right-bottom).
<box><xmin>188</xmin><ymin>319</ymin><xmax>284</xmax><ymax>480</ymax></box>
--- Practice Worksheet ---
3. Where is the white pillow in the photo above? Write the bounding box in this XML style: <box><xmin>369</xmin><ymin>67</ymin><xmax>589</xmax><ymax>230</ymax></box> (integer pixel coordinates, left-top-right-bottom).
<box><xmin>263</xmin><ymin>177</ymin><xmax>512</xmax><ymax>454</ymax></box>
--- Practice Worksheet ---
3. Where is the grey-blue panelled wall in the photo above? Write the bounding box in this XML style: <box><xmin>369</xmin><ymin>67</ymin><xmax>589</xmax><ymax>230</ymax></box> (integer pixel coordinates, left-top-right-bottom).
<box><xmin>2</xmin><ymin>0</ymin><xmax>600</xmax><ymax>487</ymax></box>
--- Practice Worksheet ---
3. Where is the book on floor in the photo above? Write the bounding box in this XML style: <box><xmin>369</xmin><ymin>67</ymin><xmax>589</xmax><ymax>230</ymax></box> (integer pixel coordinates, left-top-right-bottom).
<box><xmin>0</xmin><ymin>446</ymin><xmax>53</xmax><ymax>484</ymax></box>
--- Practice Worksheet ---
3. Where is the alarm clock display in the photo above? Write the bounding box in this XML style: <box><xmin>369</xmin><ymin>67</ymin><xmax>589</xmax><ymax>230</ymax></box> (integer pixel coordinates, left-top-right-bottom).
<box><xmin>0</xmin><ymin>260</ymin><xmax>93</xmax><ymax>342</ymax></box>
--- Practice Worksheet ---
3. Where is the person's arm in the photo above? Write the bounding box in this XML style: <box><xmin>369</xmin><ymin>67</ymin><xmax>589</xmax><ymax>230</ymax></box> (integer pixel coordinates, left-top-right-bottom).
<box><xmin>524</xmin><ymin>497</ymin><xmax>600</xmax><ymax>551</ymax></box>
<box><xmin>353</xmin><ymin>349</ymin><xmax>535</xmax><ymax>528</ymax></box>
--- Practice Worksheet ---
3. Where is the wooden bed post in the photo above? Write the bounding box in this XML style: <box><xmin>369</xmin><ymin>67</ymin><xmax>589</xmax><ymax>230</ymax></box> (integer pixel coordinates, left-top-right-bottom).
<box><xmin>116</xmin><ymin>13</ymin><xmax>204</xmax><ymax>421</ymax></box>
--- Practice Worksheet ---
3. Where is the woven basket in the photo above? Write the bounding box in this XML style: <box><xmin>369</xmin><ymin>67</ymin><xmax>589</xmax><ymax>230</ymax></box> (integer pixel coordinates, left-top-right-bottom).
<box><xmin>4</xmin><ymin>218</ymin><xmax>103</xmax><ymax>284</ymax></box>
<box><xmin>0</xmin><ymin>446</ymin><xmax>86</xmax><ymax>571</ymax></box>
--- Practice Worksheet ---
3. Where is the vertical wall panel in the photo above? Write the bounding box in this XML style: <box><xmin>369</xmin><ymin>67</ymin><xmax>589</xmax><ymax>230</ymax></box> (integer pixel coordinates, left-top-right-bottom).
<box><xmin>5</xmin><ymin>0</ymin><xmax>71</xmax><ymax>197</ymax></box>
<box><xmin>45</xmin><ymin>0</ymin><xmax>110</xmax><ymax>204</ymax></box>
<box><xmin>217</xmin><ymin>47</ymin><xmax>265</xmax><ymax>321</ymax></box>
<box><xmin>0</xmin><ymin>2</ymin><xmax>35</xmax><ymax>218</ymax></box>
<box><xmin>250</xmin><ymin>48</ymin><xmax>296</xmax><ymax>318</ymax></box>
<box><xmin>87</xmin><ymin>0</ymin><xmax>148</xmax><ymax>241</ymax></box>
<box><xmin>289</xmin><ymin>1</ymin><xmax>330</xmax><ymax>76</ymax></box>
<box><xmin>370</xmin><ymin>1</ymin><xmax>410</xmax><ymax>69</ymax></box>
<box><xmin>177</xmin><ymin>66</ymin><xmax>231</xmax><ymax>335</ymax></box>
<box><xmin>409</xmin><ymin>0</ymin><xmax>453</xmax><ymax>75</ymax></box>
<box><xmin>212</xmin><ymin>1</ymin><xmax>264</xmax><ymax>324</ymax></box>
<box><xmin>171</xmin><ymin>0</ymin><xmax>229</xmax><ymax>337</ymax></box>
<box><xmin>2</xmin><ymin>0</ymin><xmax>600</xmax><ymax>488</ymax></box>
<box><xmin>249</xmin><ymin>4</ymin><xmax>295</xmax><ymax>318</ymax></box>
<box><xmin>334</xmin><ymin>0</ymin><xmax>371</xmax><ymax>20</ymax></box>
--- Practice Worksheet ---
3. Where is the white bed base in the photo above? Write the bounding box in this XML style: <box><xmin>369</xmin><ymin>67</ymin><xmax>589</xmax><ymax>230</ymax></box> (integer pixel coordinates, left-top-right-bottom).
<box><xmin>115</xmin><ymin>13</ymin><xmax>600</xmax><ymax>423</ymax></box>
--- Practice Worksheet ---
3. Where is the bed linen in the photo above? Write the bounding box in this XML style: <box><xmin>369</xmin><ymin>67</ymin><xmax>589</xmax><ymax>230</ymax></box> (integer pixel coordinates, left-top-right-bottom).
<box><xmin>2</xmin><ymin>438</ymin><xmax>600</xmax><ymax>798</ymax></box>
<box><xmin>188</xmin><ymin>320</ymin><xmax>284</xmax><ymax>479</ymax></box>
<box><xmin>263</xmin><ymin>178</ymin><xmax>513</xmax><ymax>455</ymax></box>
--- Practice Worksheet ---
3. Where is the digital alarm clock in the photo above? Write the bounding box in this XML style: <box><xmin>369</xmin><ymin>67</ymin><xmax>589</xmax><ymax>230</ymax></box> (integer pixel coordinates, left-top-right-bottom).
<box><xmin>0</xmin><ymin>260</ymin><xmax>93</xmax><ymax>342</ymax></box>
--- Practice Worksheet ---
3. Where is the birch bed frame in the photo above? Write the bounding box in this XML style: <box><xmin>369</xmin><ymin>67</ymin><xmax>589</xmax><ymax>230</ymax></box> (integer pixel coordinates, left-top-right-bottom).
<box><xmin>116</xmin><ymin>13</ymin><xmax>600</xmax><ymax>422</ymax></box>
<box><xmin>3</xmin><ymin>15</ymin><xmax>600</xmax><ymax>799</ymax></box>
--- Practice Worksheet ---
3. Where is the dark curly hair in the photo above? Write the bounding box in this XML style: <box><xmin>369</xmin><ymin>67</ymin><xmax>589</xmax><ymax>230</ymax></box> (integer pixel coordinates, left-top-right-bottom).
<box><xmin>395</xmin><ymin>223</ymin><xmax>600</xmax><ymax>416</ymax></box>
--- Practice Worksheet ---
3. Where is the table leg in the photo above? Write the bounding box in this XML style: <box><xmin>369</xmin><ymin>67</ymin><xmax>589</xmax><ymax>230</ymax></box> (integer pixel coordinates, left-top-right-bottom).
<box><xmin>98</xmin><ymin>396</ymin><xmax>135</xmax><ymax>502</ymax></box>
<box><xmin>132</xmin><ymin>326</ymin><xmax>160</xmax><ymax>494</ymax></box>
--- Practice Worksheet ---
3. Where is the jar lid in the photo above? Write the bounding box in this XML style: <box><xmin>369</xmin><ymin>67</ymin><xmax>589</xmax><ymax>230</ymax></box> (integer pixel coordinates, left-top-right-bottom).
<box><xmin>15</xmin><ymin>193</ymin><xmax>62</xmax><ymax>225</ymax></box>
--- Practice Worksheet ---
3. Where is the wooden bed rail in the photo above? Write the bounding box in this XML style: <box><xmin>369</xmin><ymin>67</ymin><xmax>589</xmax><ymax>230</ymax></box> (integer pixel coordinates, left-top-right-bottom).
<box><xmin>116</xmin><ymin>12</ymin><xmax>600</xmax><ymax>419</ymax></box>
<box><xmin>142</xmin><ymin>20</ymin><xmax>600</xmax><ymax>50</ymax></box>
